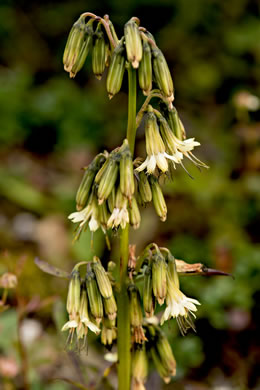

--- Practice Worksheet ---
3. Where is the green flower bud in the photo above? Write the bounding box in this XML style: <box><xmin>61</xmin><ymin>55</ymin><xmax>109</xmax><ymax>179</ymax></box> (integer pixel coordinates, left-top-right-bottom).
<box><xmin>86</xmin><ymin>270</ymin><xmax>103</xmax><ymax>325</ymax></box>
<box><xmin>92</xmin><ymin>23</ymin><xmax>107</xmax><ymax>80</ymax></box>
<box><xmin>166</xmin><ymin>252</ymin><xmax>180</xmax><ymax>289</ymax></box>
<box><xmin>107</xmin><ymin>187</ymin><xmax>116</xmax><ymax>213</ymax></box>
<box><xmin>138</xmin><ymin>38</ymin><xmax>152</xmax><ymax>95</ymax></box>
<box><xmin>128</xmin><ymin>284</ymin><xmax>147</xmax><ymax>344</ymax></box>
<box><xmin>120</xmin><ymin>139</ymin><xmax>135</xmax><ymax>200</ymax></box>
<box><xmin>129</xmin><ymin>196</ymin><xmax>141</xmax><ymax>230</ymax></box>
<box><xmin>137</xmin><ymin>171</ymin><xmax>152</xmax><ymax>204</ymax></box>
<box><xmin>94</xmin><ymin>157</ymin><xmax>109</xmax><ymax>184</ymax></box>
<box><xmin>108</xmin><ymin>20</ymin><xmax>119</xmax><ymax>46</ymax></box>
<box><xmin>76</xmin><ymin>154</ymin><xmax>106</xmax><ymax>211</ymax></box>
<box><xmin>150</xmin><ymin>346</ymin><xmax>171</xmax><ymax>384</ymax></box>
<box><xmin>152</xmin><ymin>254</ymin><xmax>167</xmax><ymax>305</ymax></box>
<box><xmin>132</xmin><ymin>345</ymin><xmax>148</xmax><ymax>390</ymax></box>
<box><xmin>97</xmin><ymin>157</ymin><xmax>119</xmax><ymax>204</ymax></box>
<box><xmin>124</xmin><ymin>18</ymin><xmax>143</xmax><ymax>68</ymax></box>
<box><xmin>99</xmin><ymin>202</ymin><xmax>110</xmax><ymax>229</ymax></box>
<box><xmin>106</xmin><ymin>38</ymin><xmax>126</xmax><ymax>99</ymax></box>
<box><xmin>166</xmin><ymin>106</ymin><xmax>185</xmax><ymax>140</ymax></box>
<box><xmin>103</xmin><ymin>294</ymin><xmax>117</xmax><ymax>320</ymax></box>
<box><xmin>78</xmin><ymin>286</ymin><xmax>88</xmax><ymax>320</ymax></box>
<box><xmin>66</xmin><ymin>269</ymin><xmax>81</xmax><ymax>317</ymax></box>
<box><xmin>92</xmin><ymin>257</ymin><xmax>113</xmax><ymax>299</ymax></box>
<box><xmin>143</xmin><ymin>265</ymin><xmax>155</xmax><ymax>317</ymax></box>
<box><xmin>156</xmin><ymin>332</ymin><xmax>176</xmax><ymax>380</ymax></box>
<box><xmin>129</xmin><ymin>285</ymin><xmax>143</xmax><ymax>327</ymax></box>
<box><xmin>63</xmin><ymin>17</ymin><xmax>94</xmax><ymax>78</ymax></box>
<box><xmin>152</xmin><ymin>46</ymin><xmax>174</xmax><ymax>102</ymax></box>
<box><xmin>150</xmin><ymin>176</ymin><xmax>167</xmax><ymax>222</ymax></box>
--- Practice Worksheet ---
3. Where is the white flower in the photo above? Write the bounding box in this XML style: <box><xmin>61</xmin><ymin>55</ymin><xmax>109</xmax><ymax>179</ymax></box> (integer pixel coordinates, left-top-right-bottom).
<box><xmin>68</xmin><ymin>195</ymin><xmax>100</xmax><ymax>233</ymax></box>
<box><xmin>80</xmin><ymin>317</ymin><xmax>100</xmax><ymax>334</ymax></box>
<box><xmin>160</xmin><ymin>275</ymin><xmax>200</xmax><ymax>326</ymax></box>
<box><xmin>61</xmin><ymin>319</ymin><xmax>78</xmax><ymax>332</ymax></box>
<box><xmin>136</xmin><ymin>151</ymin><xmax>183</xmax><ymax>174</ymax></box>
<box><xmin>107</xmin><ymin>206</ymin><xmax>129</xmax><ymax>229</ymax></box>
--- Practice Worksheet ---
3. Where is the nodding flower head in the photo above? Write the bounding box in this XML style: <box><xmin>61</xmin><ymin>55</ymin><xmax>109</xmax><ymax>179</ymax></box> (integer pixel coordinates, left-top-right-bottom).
<box><xmin>160</xmin><ymin>270</ymin><xmax>200</xmax><ymax>332</ymax></box>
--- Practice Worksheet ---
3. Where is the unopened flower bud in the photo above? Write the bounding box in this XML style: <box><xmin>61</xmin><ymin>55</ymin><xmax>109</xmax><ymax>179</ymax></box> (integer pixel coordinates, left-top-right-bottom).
<box><xmin>124</xmin><ymin>18</ymin><xmax>143</xmax><ymax>68</ymax></box>
<box><xmin>138</xmin><ymin>38</ymin><xmax>152</xmax><ymax>95</ymax></box>
<box><xmin>108</xmin><ymin>20</ymin><xmax>119</xmax><ymax>46</ymax></box>
<box><xmin>99</xmin><ymin>202</ymin><xmax>110</xmax><ymax>230</ymax></box>
<box><xmin>106</xmin><ymin>38</ymin><xmax>126</xmax><ymax>99</ymax></box>
<box><xmin>63</xmin><ymin>17</ymin><xmax>94</xmax><ymax>78</ymax></box>
<box><xmin>150</xmin><ymin>176</ymin><xmax>167</xmax><ymax>222</ymax></box>
<box><xmin>137</xmin><ymin>171</ymin><xmax>152</xmax><ymax>204</ymax></box>
<box><xmin>166</xmin><ymin>252</ymin><xmax>179</xmax><ymax>289</ymax></box>
<box><xmin>152</xmin><ymin>46</ymin><xmax>174</xmax><ymax>102</ymax></box>
<box><xmin>129</xmin><ymin>196</ymin><xmax>141</xmax><ymax>230</ymax></box>
<box><xmin>86</xmin><ymin>270</ymin><xmax>103</xmax><ymax>325</ymax></box>
<box><xmin>97</xmin><ymin>157</ymin><xmax>119</xmax><ymax>204</ymax></box>
<box><xmin>165</xmin><ymin>106</ymin><xmax>185</xmax><ymax>140</ymax></box>
<box><xmin>103</xmin><ymin>294</ymin><xmax>117</xmax><ymax>320</ymax></box>
<box><xmin>132</xmin><ymin>345</ymin><xmax>148</xmax><ymax>390</ymax></box>
<box><xmin>120</xmin><ymin>139</ymin><xmax>135</xmax><ymax>200</ymax></box>
<box><xmin>92</xmin><ymin>257</ymin><xmax>113</xmax><ymax>299</ymax></box>
<box><xmin>66</xmin><ymin>269</ymin><xmax>81</xmax><ymax>317</ymax></box>
<box><xmin>143</xmin><ymin>265</ymin><xmax>155</xmax><ymax>317</ymax></box>
<box><xmin>76</xmin><ymin>154</ymin><xmax>106</xmax><ymax>211</ymax></box>
<box><xmin>152</xmin><ymin>254</ymin><xmax>167</xmax><ymax>305</ymax></box>
<box><xmin>107</xmin><ymin>187</ymin><xmax>116</xmax><ymax>213</ymax></box>
<box><xmin>128</xmin><ymin>285</ymin><xmax>147</xmax><ymax>344</ymax></box>
<box><xmin>154</xmin><ymin>331</ymin><xmax>176</xmax><ymax>381</ymax></box>
<box><xmin>95</xmin><ymin>157</ymin><xmax>109</xmax><ymax>184</ymax></box>
<box><xmin>92</xmin><ymin>23</ymin><xmax>107</xmax><ymax>80</ymax></box>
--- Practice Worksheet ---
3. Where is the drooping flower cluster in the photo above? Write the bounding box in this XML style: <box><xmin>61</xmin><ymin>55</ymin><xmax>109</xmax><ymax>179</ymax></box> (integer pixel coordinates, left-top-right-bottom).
<box><xmin>62</xmin><ymin>258</ymin><xmax>117</xmax><ymax>349</ymax></box>
<box><xmin>132</xmin><ymin>323</ymin><xmax>177</xmax><ymax>388</ymax></box>
<box><xmin>68</xmin><ymin>139</ymin><xmax>140</xmax><ymax>237</ymax></box>
<box><xmin>136</xmin><ymin>105</ymin><xmax>207</xmax><ymax>176</ymax></box>
<box><xmin>139</xmin><ymin>244</ymin><xmax>200</xmax><ymax>335</ymax></box>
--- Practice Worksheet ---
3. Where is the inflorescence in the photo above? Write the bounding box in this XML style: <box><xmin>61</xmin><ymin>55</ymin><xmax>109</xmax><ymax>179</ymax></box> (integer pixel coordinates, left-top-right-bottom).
<box><xmin>62</xmin><ymin>12</ymin><xmax>208</xmax><ymax>388</ymax></box>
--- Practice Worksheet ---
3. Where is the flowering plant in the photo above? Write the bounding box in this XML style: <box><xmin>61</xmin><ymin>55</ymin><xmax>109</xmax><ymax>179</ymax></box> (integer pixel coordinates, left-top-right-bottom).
<box><xmin>36</xmin><ymin>12</ymin><xmax>228</xmax><ymax>390</ymax></box>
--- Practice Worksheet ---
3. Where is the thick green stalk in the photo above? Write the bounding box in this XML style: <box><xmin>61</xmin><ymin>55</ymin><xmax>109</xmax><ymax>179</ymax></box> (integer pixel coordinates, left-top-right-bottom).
<box><xmin>117</xmin><ymin>65</ymin><xmax>137</xmax><ymax>390</ymax></box>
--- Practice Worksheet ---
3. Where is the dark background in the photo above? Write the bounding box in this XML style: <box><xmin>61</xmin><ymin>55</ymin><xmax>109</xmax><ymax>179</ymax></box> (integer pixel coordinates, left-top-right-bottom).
<box><xmin>0</xmin><ymin>0</ymin><xmax>260</xmax><ymax>389</ymax></box>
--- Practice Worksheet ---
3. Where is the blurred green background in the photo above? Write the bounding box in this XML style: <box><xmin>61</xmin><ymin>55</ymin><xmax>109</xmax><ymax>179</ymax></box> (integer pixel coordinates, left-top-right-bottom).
<box><xmin>0</xmin><ymin>0</ymin><xmax>260</xmax><ymax>389</ymax></box>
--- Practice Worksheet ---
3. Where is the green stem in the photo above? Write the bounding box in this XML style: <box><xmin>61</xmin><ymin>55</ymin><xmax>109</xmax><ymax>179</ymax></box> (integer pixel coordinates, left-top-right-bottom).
<box><xmin>117</xmin><ymin>65</ymin><xmax>137</xmax><ymax>390</ymax></box>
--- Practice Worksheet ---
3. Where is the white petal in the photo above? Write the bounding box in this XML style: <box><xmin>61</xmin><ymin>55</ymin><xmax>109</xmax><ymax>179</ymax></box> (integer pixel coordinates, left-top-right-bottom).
<box><xmin>147</xmin><ymin>155</ymin><xmax>157</xmax><ymax>174</ymax></box>
<box><xmin>81</xmin><ymin>318</ymin><xmax>100</xmax><ymax>334</ymax></box>
<box><xmin>61</xmin><ymin>320</ymin><xmax>78</xmax><ymax>331</ymax></box>
<box><xmin>89</xmin><ymin>216</ymin><xmax>99</xmax><ymax>231</ymax></box>
<box><xmin>68</xmin><ymin>210</ymin><xmax>86</xmax><ymax>222</ymax></box>
<box><xmin>135</xmin><ymin>158</ymin><xmax>148</xmax><ymax>172</ymax></box>
<box><xmin>165</xmin><ymin>151</ymin><xmax>183</xmax><ymax>163</ymax></box>
<box><xmin>156</xmin><ymin>153</ymin><xmax>168</xmax><ymax>172</ymax></box>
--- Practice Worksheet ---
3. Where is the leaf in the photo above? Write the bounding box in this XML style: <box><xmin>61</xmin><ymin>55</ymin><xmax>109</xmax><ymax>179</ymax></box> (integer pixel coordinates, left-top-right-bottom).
<box><xmin>176</xmin><ymin>259</ymin><xmax>233</xmax><ymax>277</ymax></box>
<box><xmin>34</xmin><ymin>257</ymin><xmax>70</xmax><ymax>278</ymax></box>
